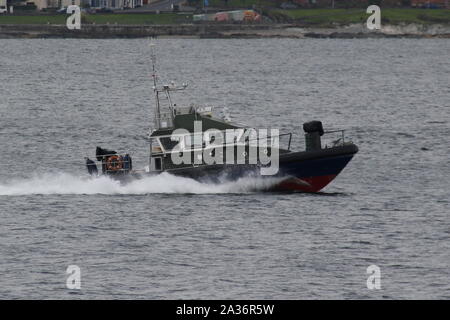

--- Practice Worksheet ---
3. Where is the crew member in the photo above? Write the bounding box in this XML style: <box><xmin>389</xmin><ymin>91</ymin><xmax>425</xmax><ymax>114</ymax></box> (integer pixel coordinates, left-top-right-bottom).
<box><xmin>85</xmin><ymin>157</ymin><xmax>98</xmax><ymax>176</ymax></box>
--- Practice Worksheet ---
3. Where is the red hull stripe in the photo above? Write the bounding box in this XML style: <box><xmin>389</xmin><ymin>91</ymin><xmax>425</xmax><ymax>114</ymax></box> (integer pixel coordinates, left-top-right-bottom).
<box><xmin>273</xmin><ymin>174</ymin><xmax>338</xmax><ymax>192</ymax></box>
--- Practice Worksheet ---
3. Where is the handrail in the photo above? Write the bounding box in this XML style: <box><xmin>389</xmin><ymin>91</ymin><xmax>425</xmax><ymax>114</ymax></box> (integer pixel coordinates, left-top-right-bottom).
<box><xmin>163</xmin><ymin>132</ymin><xmax>294</xmax><ymax>153</ymax></box>
<box><xmin>324</xmin><ymin>129</ymin><xmax>346</xmax><ymax>134</ymax></box>
<box><xmin>246</xmin><ymin>132</ymin><xmax>293</xmax><ymax>151</ymax></box>
<box><xmin>323</xmin><ymin>129</ymin><xmax>346</xmax><ymax>146</ymax></box>
<box><xmin>92</xmin><ymin>153</ymin><xmax>132</xmax><ymax>159</ymax></box>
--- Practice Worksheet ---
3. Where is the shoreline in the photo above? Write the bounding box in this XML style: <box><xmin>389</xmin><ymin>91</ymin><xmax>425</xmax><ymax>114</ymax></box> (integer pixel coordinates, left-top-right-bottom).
<box><xmin>0</xmin><ymin>23</ymin><xmax>449</xmax><ymax>39</ymax></box>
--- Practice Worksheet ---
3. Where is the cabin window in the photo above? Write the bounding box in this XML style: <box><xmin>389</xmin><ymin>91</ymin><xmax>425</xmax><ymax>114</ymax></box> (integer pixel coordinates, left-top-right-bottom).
<box><xmin>151</xmin><ymin>138</ymin><xmax>163</xmax><ymax>153</ymax></box>
<box><xmin>154</xmin><ymin>157</ymin><xmax>162</xmax><ymax>171</ymax></box>
<box><xmin>184</xmin><ymin>134</ymin><xmax>203</xmax><ymax>149</ymax></box>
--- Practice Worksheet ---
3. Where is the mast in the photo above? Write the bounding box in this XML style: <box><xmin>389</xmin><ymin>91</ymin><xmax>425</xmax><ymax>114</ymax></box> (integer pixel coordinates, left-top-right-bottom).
<box><xmin>149</xmin><ymin>41</ymin><xmax>188</xmax><ymax>131</ymax></box>
<box><xmin>150</xmin><ymin>41</ymin><xmax>161</xmax><ymax>129</ymax></box>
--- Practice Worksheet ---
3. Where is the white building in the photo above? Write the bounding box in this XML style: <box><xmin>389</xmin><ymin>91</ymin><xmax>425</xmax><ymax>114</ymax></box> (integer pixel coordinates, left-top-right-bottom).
<box><xmin>61</xmin><ymin>0</ymin><xmax>82</xmax><ymax>7</ymax></box>
<box><xmin>31</xmin><ymin>0</ymin><xmax>81</xmax><ymax>10</ymax></box>
<box><xmin>90</xmin><ymin>0</ymin><xmax>142</xmax><ymax>8</ymax></box>
<box><xmin>0</xmin><ymin>0</ymin><xmax>6</xmax><ymax>13</ymax></box>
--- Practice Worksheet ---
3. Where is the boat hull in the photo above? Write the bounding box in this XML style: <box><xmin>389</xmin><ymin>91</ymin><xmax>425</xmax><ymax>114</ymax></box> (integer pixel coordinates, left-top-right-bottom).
<box><xmin>274</xmin><ymin>144</ymin><xmax>358</xmax><ymax>192</ymax></box>
<box><xmin>160</xmin><ymin>143</ymin><xmax>358</xmax><ymax>193</ymax></box>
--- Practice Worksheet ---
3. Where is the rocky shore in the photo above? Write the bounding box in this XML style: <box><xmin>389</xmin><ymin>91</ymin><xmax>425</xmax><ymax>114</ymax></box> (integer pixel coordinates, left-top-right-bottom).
<box><xmin>0</xmin><ymin>23</ymin><xmax>449</xmax><ymax>39</ymax></box>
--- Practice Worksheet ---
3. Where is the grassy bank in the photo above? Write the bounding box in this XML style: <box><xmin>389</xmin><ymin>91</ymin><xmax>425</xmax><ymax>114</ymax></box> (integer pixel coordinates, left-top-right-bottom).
<box><xmin>0</xmin><ymin>15</ymin><xmax>67</xmax><ymax>24</ymax></box>
<box><xmin>83</xmin><ymin>13</ymin><xmax>192</xmax><ymax>25</ymax></box>
<box><xmin>0</xmin><ymin>13</ymin><xmax>192</xmax><ymax>25</ymax></box>
<box><xmin>0</xmin><ymin>9</ymin><xmax>448</xmax><ymax>26</ymax></box>
<box><xmin>274</xmin><ymin>8</ymin><xmax>450</xmax><ymax>26</ymax></box>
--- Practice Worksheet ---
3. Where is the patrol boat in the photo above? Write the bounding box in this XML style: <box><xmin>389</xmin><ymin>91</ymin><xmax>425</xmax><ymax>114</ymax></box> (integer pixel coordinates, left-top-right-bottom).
<box><xmin>87</xmin><ymin>49</ymin><xmax>358</xmax><ymax>193</ymax></box>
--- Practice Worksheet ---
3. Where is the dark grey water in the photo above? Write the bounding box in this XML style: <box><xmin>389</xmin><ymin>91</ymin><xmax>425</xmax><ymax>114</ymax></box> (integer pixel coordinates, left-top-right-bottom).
<box><xmin>0</xmin><ymin>38</ymin><xmax>449</xmax><ymax>299</ymax></box>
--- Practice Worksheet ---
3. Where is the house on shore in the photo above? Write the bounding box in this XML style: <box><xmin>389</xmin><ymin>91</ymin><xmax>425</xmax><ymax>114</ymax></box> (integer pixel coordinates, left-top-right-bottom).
<box><xmin>32</xmin><ymin>0</ymin><xmax>81</xmax><ymax>11</ymax></box>
<box><xmin>411</xmin><ymin>0</ymin><xmax>449</xmax><ymax>8</ymax></box>
<box><xmin>89</xmin><ymin>0</ymin><xmax>143</xmax><ymax>9</ymax></box>
<box><xmin>17</xmin><ymin>0</ymin><xmax>144</xmax><ymax>11</ymax></box>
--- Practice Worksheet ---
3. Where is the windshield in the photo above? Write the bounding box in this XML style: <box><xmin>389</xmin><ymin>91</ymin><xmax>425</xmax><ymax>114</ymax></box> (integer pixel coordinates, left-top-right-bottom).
<box><xmin>159</xmin><ymin>137</ymin><xmax>181</xmax><ymax>151</ymax></box>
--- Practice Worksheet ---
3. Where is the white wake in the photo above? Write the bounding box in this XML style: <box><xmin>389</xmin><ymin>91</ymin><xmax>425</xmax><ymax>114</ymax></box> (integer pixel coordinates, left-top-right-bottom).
<box><xmin>0</xmin><ymin>172</ymin><xmax>285</xmax><ymax>196</ymax></box>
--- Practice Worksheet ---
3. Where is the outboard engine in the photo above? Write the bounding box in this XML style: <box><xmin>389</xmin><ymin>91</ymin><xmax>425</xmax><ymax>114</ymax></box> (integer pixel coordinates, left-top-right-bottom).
<box><xmin>96</xmin><ymin>146</ymin><xmax>117</xmax><ymax>161</ymax></box>
<box><xmin>303</xmin><ymin>120</ymin><xmax>324</xmax><ymax>151</ymax></box>
<box><xmin>94</xmin><ymin>147</ymin><xmax>133</xmax><ymax>175</ymax></box>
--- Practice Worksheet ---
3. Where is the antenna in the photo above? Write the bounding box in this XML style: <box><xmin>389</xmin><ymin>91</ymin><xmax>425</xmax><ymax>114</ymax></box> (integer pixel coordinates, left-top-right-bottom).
<box><xmin>149</xmin><ymin>40</ymin><xmax>157</xmax><ymax>90</ymax></box>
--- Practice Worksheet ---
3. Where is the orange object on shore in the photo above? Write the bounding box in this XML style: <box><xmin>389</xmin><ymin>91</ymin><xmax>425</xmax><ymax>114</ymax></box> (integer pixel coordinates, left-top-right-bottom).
<box><xmin>243</xmin><ymin>10</ymin><xmax>256</xmax><ymax>22</ymax></box>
